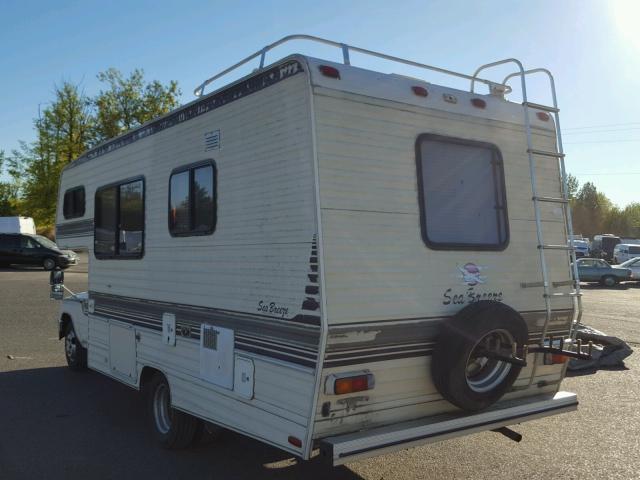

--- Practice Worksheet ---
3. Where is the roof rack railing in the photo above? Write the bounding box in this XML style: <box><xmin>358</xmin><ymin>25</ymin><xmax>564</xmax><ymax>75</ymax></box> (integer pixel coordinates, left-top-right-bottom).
<box><xmin>193</xmin><ymin>34</ymin><xmax>513</xmax><ymax>97</ymax></box>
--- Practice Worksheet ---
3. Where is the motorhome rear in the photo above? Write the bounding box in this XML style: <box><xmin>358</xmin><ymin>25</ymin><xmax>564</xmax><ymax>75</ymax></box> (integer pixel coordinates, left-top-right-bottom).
<box><xmin>52</xmin><ymin>36</ymin><xmax>586</xmax><ymax>465</ymax></box>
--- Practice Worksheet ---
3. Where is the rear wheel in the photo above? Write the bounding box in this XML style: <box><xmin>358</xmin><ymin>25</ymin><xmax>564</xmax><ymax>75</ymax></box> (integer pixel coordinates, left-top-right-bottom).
<box><xmin>601</xmin><ymin>275</ymin><xmax>617</xmax><ymax>287</ymax></box>
<box><xmin>43</xmin><ymin>257</ymin><xmax>57</xmax><ymax>271</ymax></box>
<box><xmin>146</xmin><ymin>373</ymin><xmax>199</xmax><ymax>449</ymax></box>
<box><xmin>64</xmin><ymin>324</ymin><xmax>87</xmax><ymax>370</ymax></box>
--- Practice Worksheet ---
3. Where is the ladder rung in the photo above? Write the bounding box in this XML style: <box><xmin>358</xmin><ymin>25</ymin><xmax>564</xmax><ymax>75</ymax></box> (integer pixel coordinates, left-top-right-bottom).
<box><xmin>533</xmin><ymin>195</ymin><xmax>568</xmax><ymax>204</ymax></box>
<box><xmin>527</xmin><ymin>149</ymin><xmax>565</xmax><ymax>158</ymax></box>
<box><xmin>552</xmin><ymin>280</ymin><xmax>576</xmax><ymax>287</ymax></box>
<box><xmin>544</xmin><ymin>292</ymin><xmax>582</xmax><ymax>298</ymax></box>
<box><xmin>538</xmin><ymin>244</ymin><xmax>574</xmax><ymax>250</ymax></box>
<box><xmin>523</xmin><ymin>101</ymin><xmax>560</xmax><ymax>113</ymax></box>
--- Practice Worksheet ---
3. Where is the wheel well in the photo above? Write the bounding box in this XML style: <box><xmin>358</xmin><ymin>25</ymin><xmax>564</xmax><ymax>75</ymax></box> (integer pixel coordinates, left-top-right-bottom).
<box><xmin>139</xmin><ymin>366</ymin><xmax>163</xmax><ymax>391</ymax></box>
<box><xmin>59</xmin><ymin>313</ymin><xmax>72</xmax><ymax>340</ymax></box>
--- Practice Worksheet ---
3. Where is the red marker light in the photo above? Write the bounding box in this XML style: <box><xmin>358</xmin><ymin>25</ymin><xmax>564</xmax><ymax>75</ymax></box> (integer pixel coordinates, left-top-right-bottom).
<box><xmin>288</xmin><ymin>436</ymin><xmax>302</xmax><ymax>448</ymax></box>
<box><xmin>319</xmin><ymin>65</ymin><xmax>340</xmax><ymax>79</ymax></box>
<box><xmin>412</xmin><ymin>86</ymin><xmax>428</xmax><ymax>97</ymax></box>
<box><xmin>471</xmin><ymin>98</ymin><xmax>486</xmax><ymax>109</ymax></box>
<box><xmin>536</xmin><ymin>112</ymin><xmax>550</xmax><ymax>121</ymax></box>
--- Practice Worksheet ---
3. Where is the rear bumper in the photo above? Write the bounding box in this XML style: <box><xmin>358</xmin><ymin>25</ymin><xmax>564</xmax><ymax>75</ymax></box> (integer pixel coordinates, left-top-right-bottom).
<box><xmin>319</xmin><ymin>391</ymin><xmax>577</xmax><ymax>466</ymax></box>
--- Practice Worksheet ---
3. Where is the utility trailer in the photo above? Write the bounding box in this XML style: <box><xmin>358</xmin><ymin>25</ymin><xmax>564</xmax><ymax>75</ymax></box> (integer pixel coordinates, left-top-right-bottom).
<box><xmin>52</xmin><ymin>35</ymin><xmax>590</xmax><ymax>466</ymax></box>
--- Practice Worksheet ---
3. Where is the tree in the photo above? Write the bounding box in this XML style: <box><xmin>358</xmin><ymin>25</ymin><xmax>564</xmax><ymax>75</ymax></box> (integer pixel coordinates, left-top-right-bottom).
<box><xmin>571</xmin><ymin>181</ymin><xmax>613</xmax><ymax>238</ymax></box>
<box><xmin>0</xmin><ymin>150</ymin><xmax>21</xmax><ymax>216</ymax></box>
<box><xmin>2</xmin><ymin>70</ymin><xmax>180</xmax><ymax>228</ymax></box>
<box><xmin>93</xmin><ymin>68</ymin><xmax>181</xmax><ymax>142</ymax></box>
<box><xmin>565</xmin><ymin>173</ymin><xmax>579</xmax><ymax>200</ymax></box>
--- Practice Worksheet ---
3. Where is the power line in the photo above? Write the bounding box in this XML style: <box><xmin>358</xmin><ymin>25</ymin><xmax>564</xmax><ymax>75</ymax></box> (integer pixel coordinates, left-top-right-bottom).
<box><xmin>564</xmin><ymin>138</ymin><xmax>640</xmax><ymax>144</ymax></box>
<box><xmin>573</xmin><ymin>172</ymin><xmax>640</xmax><ymax>175</ymax></box>
<box><xmin>564</xmin><ymin>126</ymin><xmax>640</xmax><ymax>135</ymax></box>
<box><xmin>563</xmin><ymin>121</ymin><xmax>640</xmax><ymax>131</ymax></box>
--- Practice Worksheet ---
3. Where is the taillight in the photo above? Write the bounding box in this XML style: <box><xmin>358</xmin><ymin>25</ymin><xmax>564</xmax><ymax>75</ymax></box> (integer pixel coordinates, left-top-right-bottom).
<box><xmin>325</xmin><ymin>372</ymin><xmax>375</xmax><ymax>395</ymax></box>
<box><xmin>318</xmin><ymin>65</ymin><xmax>340</xmax><ymax>79</ymax></box>
<box><xmin>545</xmin><ymin>352</ymin><xmax>568</xmax><ymax>365</ymax></box>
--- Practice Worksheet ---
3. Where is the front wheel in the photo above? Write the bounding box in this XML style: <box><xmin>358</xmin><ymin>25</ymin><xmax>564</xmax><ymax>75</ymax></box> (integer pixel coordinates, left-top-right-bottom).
<box><xmin>146</xmin><ymin>373</ymin><xmax>199</xmax><ymax>449</ymax></box>
<box><xmin>43</xmin><ymin>258</ymin><xmax>57</xmax><ymax>271</ymax></box>
<box><xmin>601</xmin><ymin>275</ymin><xmax>618</xmax><ymax>287</ymax></box>
<box><xmin>65</xmin><ymin>324</ymin><xmax>87</xmax><ymax>370</ymax></box>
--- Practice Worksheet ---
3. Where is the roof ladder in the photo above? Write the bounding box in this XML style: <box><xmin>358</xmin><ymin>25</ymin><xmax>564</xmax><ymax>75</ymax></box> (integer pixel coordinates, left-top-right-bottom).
<box><xmin>472</xmin><ymin>62</ymin><xmax>583</xmax><ymax>389</ymax></box>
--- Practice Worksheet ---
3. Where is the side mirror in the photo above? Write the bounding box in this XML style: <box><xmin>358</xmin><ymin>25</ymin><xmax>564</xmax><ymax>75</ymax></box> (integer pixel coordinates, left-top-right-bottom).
<box><xmin>50</xmin><ymin>269</ymin><xmax>64</xmax><ymax>300</ymax></box>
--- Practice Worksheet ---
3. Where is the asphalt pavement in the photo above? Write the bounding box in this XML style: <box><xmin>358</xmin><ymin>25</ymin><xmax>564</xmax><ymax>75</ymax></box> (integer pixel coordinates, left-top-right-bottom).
<box><xmin>0</xmin><ymin>265</ymin><xmax>638</xmax><ymax>480</ymax></box>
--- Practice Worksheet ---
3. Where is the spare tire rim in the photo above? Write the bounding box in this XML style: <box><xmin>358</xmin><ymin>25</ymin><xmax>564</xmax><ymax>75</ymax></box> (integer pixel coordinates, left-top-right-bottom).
<box><xmin>153</xmin><ymin>383</ymin><xmax>172</xmax><ymax>434</ymax></box>
<box><xmin>465</xmin><ymin>329</ymin><xmax>514</xmax><ymax>393</ymax></box>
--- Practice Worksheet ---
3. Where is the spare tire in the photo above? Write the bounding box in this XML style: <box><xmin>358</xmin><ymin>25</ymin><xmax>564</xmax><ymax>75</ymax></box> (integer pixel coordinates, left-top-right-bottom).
<box><xmin>431</xmin><ymin>301</ymin><xmax>528</xmax><ymax>412</ymax></box>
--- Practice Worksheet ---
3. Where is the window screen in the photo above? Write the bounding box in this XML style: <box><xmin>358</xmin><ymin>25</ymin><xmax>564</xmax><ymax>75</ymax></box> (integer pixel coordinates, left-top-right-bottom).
<box><xmin>63</xmin><ymin>186</ymin><xmax>85</xmax><ymax>219</ymax></box>
<box><xmin>169</xmin><ymin>162</ymin><xmax>216</xmax><ymax>236</ymax></box>
<box><xmin>416</xmin><ymin>134</ymin><xmax>508</xmax><ymax>250</ymax></box>
<box><xmin>95</xmin><ymin>179</ymin><xmax>144</xmax><ymax>259</ymax></box>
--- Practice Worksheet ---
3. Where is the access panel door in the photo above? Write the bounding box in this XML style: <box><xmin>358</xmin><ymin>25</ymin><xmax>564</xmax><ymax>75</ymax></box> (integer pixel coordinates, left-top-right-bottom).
<box><xmin>109</xmin><ymin>321</ymin><xmax>137</xmax><ymax>384</ymax></box>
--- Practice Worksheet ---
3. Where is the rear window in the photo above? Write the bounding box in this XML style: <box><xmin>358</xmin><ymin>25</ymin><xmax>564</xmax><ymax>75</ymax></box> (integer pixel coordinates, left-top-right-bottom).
<box><xmin>415</xmin><ymin>134</ymin><xmax>508</xmax><ymax>250</ymax></box>
<box><xmin>63</xmin><ymin>186</ymin><xmax>85</xmax><ymax>219</ymax></box>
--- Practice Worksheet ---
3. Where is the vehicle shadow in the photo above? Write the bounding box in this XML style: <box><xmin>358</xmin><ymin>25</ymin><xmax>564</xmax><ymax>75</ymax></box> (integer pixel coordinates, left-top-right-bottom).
<box><xmin>0</xmin><ymin>366</ymin><xmax>362</xmax><ymax>480</ymax></box>
<box><xmin>566</xmin><ymin>364</ymin><xmax>630</xmax><ymax>377</ymax></box>
<box><xmin>579</xmin><ymin>282</ymin><xmax>639</xmax><ymax>290</ymax></box>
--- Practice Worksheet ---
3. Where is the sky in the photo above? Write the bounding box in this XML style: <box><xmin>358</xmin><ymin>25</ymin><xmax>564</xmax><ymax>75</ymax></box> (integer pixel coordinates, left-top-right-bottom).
<box><xmin>1</xmin><ymin>0</ymin><xmax>638</xmax><ymax>207</ymax></box>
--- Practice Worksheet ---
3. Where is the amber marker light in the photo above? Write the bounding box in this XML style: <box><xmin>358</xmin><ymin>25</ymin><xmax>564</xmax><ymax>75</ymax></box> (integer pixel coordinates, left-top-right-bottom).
<box><xmin>326</xmin><ymin>372</ymin><xmax>375</xmax><ymax>395</ymax></box>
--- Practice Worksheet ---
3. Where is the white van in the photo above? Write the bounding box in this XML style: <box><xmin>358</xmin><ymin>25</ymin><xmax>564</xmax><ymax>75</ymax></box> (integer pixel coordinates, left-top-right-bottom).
<box><xmin>51</xmin><ymin>35</ymin><xmax>588</xmax><ymax>466</ymax></box>
<box><xmin>0</xmin><ymin>216</ymin><xmax>36</xmax><ymax>234</ymax></box>
<box><xmin>613</xmin><ymin>243</ymin><xmax>640</xmax><ymax>264</ymax></box>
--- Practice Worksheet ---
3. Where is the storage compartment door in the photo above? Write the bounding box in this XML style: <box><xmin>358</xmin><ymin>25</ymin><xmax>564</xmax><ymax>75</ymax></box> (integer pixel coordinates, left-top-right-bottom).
<box><xmin>109</xmin><ymin>321</ymin><xmax>137</xmax><ymax>383</ymax></box>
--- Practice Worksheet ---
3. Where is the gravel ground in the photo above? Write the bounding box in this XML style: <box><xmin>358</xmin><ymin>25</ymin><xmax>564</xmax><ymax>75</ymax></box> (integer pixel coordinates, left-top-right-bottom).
<box><xmin>0</xmin><ymin>266</ymin><xmax>637</xmax><ymax>480</ymax></box>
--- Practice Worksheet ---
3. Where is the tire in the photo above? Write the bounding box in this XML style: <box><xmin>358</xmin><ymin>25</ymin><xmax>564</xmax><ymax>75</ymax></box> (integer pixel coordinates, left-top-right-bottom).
<box><xmin>43</xmin><ymin>257</ymin><xmax>57</xmax><ymax>271</ymax></box>
<box><xmin>64</xmin><ymin>323</ymin><xmax>87</xmax><ymax>370</ymax></box>
<box><xmin>431</xmin><ymin>301</ymin><xmax>528</xmax><ymax>412</ymax></box>
<box><xmin>146</xmin><ymin>373</ymin><xmax>199</xmax><ymax>449</ymax></box>
<box><xmin>601</xmin><ymin>275</ymin><xmax>617</xmax><ymax>287</ymax></box>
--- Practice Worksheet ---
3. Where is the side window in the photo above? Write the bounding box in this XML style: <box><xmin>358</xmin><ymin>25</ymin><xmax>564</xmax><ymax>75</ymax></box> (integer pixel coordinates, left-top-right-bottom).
<box><xmin>169</xmin><ymin>162</ymin><xmax>216</xmax><ymax>236</ymax></box>
<box><xmin>416</xmin><ymin>134</ymin><xmax>509</xmax><ymax>250</ymax></box>
<box><xmin>63</xmin><ymin>186</ymin><xmax>86</xmax><ymax>219</ymax></box>
<box><xmin>596</xmin><ymin>260</ymin><xmax>609</xmax><ymax>269</ymax></box>
<box><xmin>94</xmin><ymin>179</ymin><xmax>144</xmax><ymax>259</ymax></box>
<box><xmin>20</xmin><ymin>236</ymin><xmax>39</xmax><ymax>249</ymax></box>
<box><xmin>1</xmin><ymin>235</ymin><xmax>20</xmax><ymax>249</ymax></box>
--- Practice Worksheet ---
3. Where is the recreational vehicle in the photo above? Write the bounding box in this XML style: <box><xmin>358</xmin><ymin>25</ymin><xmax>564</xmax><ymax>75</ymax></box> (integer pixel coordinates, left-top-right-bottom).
<box><xmin>52</xmin><ymin>35</ymin><xmax>589</xmax><ymax>465</ymax></box>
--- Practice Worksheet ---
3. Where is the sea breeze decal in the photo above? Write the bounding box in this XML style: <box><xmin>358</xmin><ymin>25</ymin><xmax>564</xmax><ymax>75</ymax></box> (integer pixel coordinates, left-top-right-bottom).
<box><xmin>442</xmin><ymin>262</ymin><xmax>503</xmax><ymax>305</ymax></box>
<box><xmin>257</xmin><ymin>300</ymin><xmax>289</xmax><ymax>318</ymax></box>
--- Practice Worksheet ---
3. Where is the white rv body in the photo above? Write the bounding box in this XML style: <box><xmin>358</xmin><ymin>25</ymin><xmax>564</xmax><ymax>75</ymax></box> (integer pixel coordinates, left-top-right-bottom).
<box><xmin>55</xmin><ymin>42</ymin><xmax>580</xmax><ymax>465</ymax></box>
<box><xmin>0</xmin><ymin>216</ymin><xmax>36</xmax><ymax>234</ymax></box>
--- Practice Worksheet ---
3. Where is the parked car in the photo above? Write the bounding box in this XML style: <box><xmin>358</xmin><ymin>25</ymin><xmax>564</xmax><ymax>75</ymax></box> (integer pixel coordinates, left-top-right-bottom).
<box><xmin>612</xmin><ymin>243</ymin><xmax>640</xmax><ymax>264</ymax></box>
<box><xmin>616</xmin><ymin>257</ymin><xmax>640</xmax><ymax>281</ymax></box>
<box><xmin>571</xmin><ymin>238</ymin><xmax>589</xmax><ymax>258</ymax></box>
<box><xmin>574</xmin><ymin>258</ymin><xmax>631</xmax><ymax>286</ymax></box>
<box><xmin>0</xmin><ymin>233</ymin><xmax>78</xmax><ymax>270</ymax></box>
